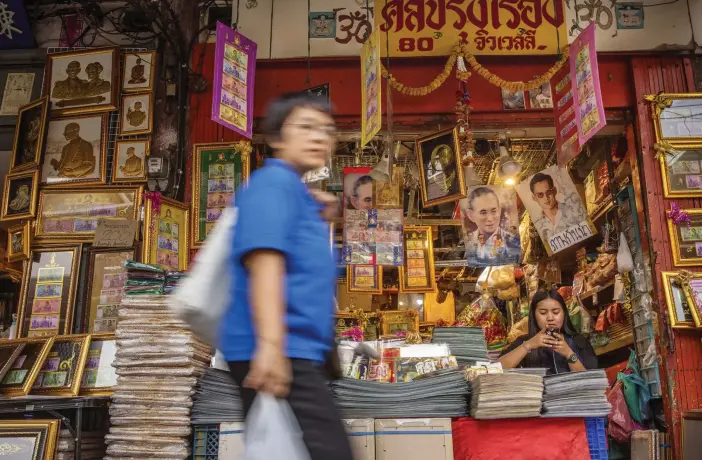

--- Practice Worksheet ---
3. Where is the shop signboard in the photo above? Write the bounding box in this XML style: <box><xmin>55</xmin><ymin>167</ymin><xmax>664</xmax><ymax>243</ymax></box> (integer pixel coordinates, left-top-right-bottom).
<box><xmin>212</xmin><ymin>22</ymin><xmax>257</xmax><ymax>139</ymax></box>
<box><xmin>361</xmin><ymin>29</ymin><xmax>382</xmax><ymax>147</ymax></box>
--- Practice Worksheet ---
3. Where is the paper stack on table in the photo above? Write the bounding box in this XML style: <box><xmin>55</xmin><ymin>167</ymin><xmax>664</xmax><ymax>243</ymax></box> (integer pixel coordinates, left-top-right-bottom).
<box><xmin>541</xmin><ymin>369</ymin><xmax>612</xmax><ymax>418</ymax></box>
<box><xmin>191</xmin><ymin>367</ymin><xmax>245</xmax><ymax>424</ymax></box>
<box><xmin>56</xmin><ymin>429</ymin><xmax>106</xmax><ymax>460</ymax></box>
<box><xmin>332</xmin><ymin>368</ymin><xmax>470</xmax><ymax>418</ymax></box>
<box><xmin>432</xmin><ymin>327</ymin><xmax>489</xmax><ymax>366</ymax></box>
<box><xmin>470</xmin><ymin>373</ymin><xmax>544</xmax><ymax>419</ymax></box>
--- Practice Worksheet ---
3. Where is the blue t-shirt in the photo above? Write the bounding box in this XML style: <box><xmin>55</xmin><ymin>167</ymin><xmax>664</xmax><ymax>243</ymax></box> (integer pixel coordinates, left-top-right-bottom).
<box><xmin>219</xmin><ymin>158</ymin><xmax>336</xmax><ymax>363</ymax></box>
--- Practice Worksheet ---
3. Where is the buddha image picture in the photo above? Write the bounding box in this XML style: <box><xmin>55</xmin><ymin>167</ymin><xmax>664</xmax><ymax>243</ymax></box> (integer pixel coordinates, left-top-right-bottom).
<box><xmin>121</xmin><ymin>94</ymin><xmax>151</xmax><ymax>134</ymax></box>
<box><xmin>5</xmin><ymin>176</ymin><xmax>34</xmax><ymax>217</ymax></box>
<box><xmin>123</xmin><ymin>52</ymin><xmax>154</xmax><ymax>91</ymax></box>
<box><xmin>115</xmin><ymin>141</ymin><xmax>147</xmax><ymax>181</ymax></box>
<box><xmin>42</xmin><ymin>116</ymin><xmax>103</xmax><ymax>185</ymax></box>
<box><xmin>49</xmin><ymin>51</ymin><xmax>115</xmax><ymax>109</ymax></box>
<box><xmin>13</xmin><ymin>102</ymin><xmax>44</xmax><ymax>169</ymax></box>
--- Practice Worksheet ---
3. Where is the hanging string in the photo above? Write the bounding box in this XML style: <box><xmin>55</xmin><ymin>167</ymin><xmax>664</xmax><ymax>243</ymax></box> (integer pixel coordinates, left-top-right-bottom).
<box><xmin>268</xmin><ymin>0</ymin><xmax>275</xmax><ymax>59</ymax></box>
<box><xmin>305</xmin><ymin>0</ymin><xmax>311</xmax><ymax>86</ymax></box>
<box><xmin>232</xmin><ymin>0</ymin><xmax>241</xmax><ymax>29</ymax></box>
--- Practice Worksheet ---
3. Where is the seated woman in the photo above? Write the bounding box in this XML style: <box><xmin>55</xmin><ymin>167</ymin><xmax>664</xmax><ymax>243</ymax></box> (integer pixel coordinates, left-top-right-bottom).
<box><xmin>498</xmin><ymin>289</ymin><xmax>597</xmax><ymax>374</ymax></box>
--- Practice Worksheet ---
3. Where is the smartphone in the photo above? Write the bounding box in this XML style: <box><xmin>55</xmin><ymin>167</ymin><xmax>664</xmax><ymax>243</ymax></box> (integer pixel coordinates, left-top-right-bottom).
<box><xmin>546</xmin><ymin>327</ymin><xmax>559</xmax><ymax>336</ymax></box>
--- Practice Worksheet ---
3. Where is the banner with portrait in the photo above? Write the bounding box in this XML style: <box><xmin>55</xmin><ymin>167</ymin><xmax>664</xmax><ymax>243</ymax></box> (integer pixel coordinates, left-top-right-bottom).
<box><xmin>361</xmin><ymin>29</ymin><xmax>381</xmax><ymax>147</ymax></box>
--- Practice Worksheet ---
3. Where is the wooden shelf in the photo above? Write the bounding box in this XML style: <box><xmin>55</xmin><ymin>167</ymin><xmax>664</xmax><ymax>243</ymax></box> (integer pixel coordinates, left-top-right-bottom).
<box><xmin>589</xmin><ymin>200</ymin><xmax>615</xmax><ymax>223</ymax></box>
<box><xmin>595</xmin><ymin>335</ymin><xmax>634</xmax><ymax>356</ymax></box>
<box><xmin>580</xmin><ymin>279</ymin><xmax>616</xmax><ymax>301</ymax></box>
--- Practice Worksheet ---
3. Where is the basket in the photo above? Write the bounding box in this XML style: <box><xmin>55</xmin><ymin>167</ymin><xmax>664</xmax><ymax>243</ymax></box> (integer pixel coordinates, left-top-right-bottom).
<box><xmin>585</xmin><ymin>417</ymin><xmax>608</xmax><ymax>460</ymax></box>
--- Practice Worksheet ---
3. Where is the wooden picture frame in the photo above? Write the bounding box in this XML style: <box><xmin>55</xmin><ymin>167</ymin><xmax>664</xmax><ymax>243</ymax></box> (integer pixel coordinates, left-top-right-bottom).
<box><xmin>646</xmin><ymin>93</ymin><xmax>702</xmax><ymax>146</ymax></box>
<box><xmin>0</xmin><ymin>341</ymin><xmax>27</xmax><ymax>384</ymax></box>
<box><xmin>6</xmin><ymin>221</ymin><xmax>31</xmax><ymax>262</ymax></box>
<box><xmin>83</xmin><ymin>247</ymin><xmax>134</xmax><ymax>334</ymax></box>
<box><xmin>112</xmin><ymin>139</ymin><xmax>149</xmax><ymax>183</ymax></box>
<box><xmin>45</xmin><ymin>46</ymin><xmax>120</xmax><ymax>116</ymax></box>
<box><xmin>666</xmin><ymin>208</ymin><xmax>702</xmax><ymax>266</ymax></box>
<box><xmin>0</xmin><ymin>337</ymin><xmax>55</xmax><ymax>396</ymax></box>
<box><xmin>379</xmin><ymin>309</ymin><xmax>419</xmax><ymax>336</ymax></box>
<box><xmin>35</xmin><ymin>186</ymin><xmax>143</xmax><ymax>242</ymax></box>
<box><xmin>17</xmin><ymin>246</ymin><xmax>82</xmax><ymax>338</ymax></box>
<box><xmin>657</xmin><ymin>143</ymin><xmax>702</xmax><ymax>198</ymax></box>
<box><xmin>10</xmin><ymin>97</ymin><xmax>48</xmax><ymax>173</ymax></box>
<box><xmin>415</xmin><ymin>127</ymin><xmax>466</xmax><ymax>207</ymax></box>
<box><xmin>80</xmin><ymin>333</ymin><xmax>117</xmax><ymax>396</ymax></box>
<box><xmin>40</xmin><ymin>112</ymin><xmax>109</xmax><ymax>187</ymax></box>
<box><xmin>346</xmin><ymin>265</ymin><xmax>383</xmax><ymax>294</ymax></box>
<box><xmin>0</xmin><ymin>419</ymin><xmax>60</xmax><ymax>460</ymax></box>
<box><xmin>143</xmin><ymin>196</ymin><xmax>190</xmax><ymax>271</ymax></box>
<box><xmin>122</xmin><ymin>50</ymin><xmax>156</xmax><ymax>92</ymax></box>
<box><xmin>661</xmin><ymin>271</ymin><xmax>697</xmax><ymax>329</ymax></box>
<box><xmin>1</xmin><ymin>169</ymin><xmax>38</xmax><ymax>221</ymax></box>
<box><xmin>119</xmin><ymin>92</ymin><xmax>153</xmax><ymax>136</ymax></box>
<box><xmin>30</xmin><ymin>334</ymin><xmax>90</xmax><ymax>397</ymax></box>
<box><xmin>399</xmin><ymin>226</ymin><xmax>437</xmax><ymax>293</ymax></box>
<box><xmin>191</xmin><ymin>141</ymin><xmax>251</xmax><ymax>247</ymax></box>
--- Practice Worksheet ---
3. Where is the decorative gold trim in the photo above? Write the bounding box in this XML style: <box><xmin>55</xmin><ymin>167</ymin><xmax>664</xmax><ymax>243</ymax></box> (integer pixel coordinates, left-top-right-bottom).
<box><xmin>119</xmin><ymin>92</ymin><xmax>154</xmax><ymax>136</ymax></box>
<box><xmin>661</xmin><ymin>271</ymin><xmax>697</xmax><ymax>329</ymax></box>
<box><xmin>45</xmin><ymin>46</ymin><xmax>120</xmax><ymax>116</ymax></box>
<box><xmin>346</xmin><ymin>265</ymin><xmax>383</xmax><ymax>294</ymax></box>
<box><xmin>0</xmin><ymin>341</ymin><xmax>26</xmax><ymax>384</ymax></box>
<box><xmin>379</xmin><ymin>309</ymin><xmax>419</xmax><ymax>336</ymax></box>
<box><xmin>678</xmin><ymin>271</ymin><xmax>702</xmax><ymax>328</ymax></box>
<box><xmin>656</xmin><ymin>142</ymin><xmax>702</xmax><ymax>198</ymax></box>
<box><xmin>17</xmin><ymin>245</ymin><xmax>82</xmax><ymax>338</ymax></box>
<box><xmin>415</xmin><ymin>126</ymin><xmax>466</xmax><ymax>207</ymax></box>
<box><xmin>399</xmin><ymin>226</ymin><xmax>437</xmax><ymax>293</ymax></box>
<box><xmin>191</xmin><ymin>141</ymin><xmax>251</xmax><ymax>248</ymax></box>
<box><xmin>7</xmin><ymin>221</ymin><xmax>31</xmax><ymax>262</ymax></box>
<box><xmin>0</xmin><ymin>419</ymin><xmax>60</xmax><ymax>460</ymax></box>
<box><xmin>1</xmin><ymin>169</ymin><xmax>39</xmax><ymax>221</ymax></box>
<box><xmin>112</xmin><ymin>139</ymin><xmax>149</xmax><ymax>183</ymax></box>
<box><xmin>645</xmin><ymin>92</ymin><xmax>702</xmax><ymax>146</ymax></box>
<box><xmin>143</xmin><ymin>196</ymin><xmax>190</xmax><ymax>271</ymax></box>
<box><xmin>40</xmin><ymin>112</ymin><xmax>109</xmax><ymax>188</ymax></box>
<box><xmin>79</xmin><ymin>333</ymin><xmax>116</xmax><ymax>396</ymax></box>
<box><xmin>30</xmin><ymin>334</ymin><xmax>91</xmax><ymax>397</ymax></box>
<box><xmin>122</xmin><ymin>50</ymin><xmax>156</xmax><ymax>93</ymax></box>
<box><xmin>666</xmin><ymin>208</ymin><xmax>702</xmax><ymax>266</ymax></box>
<box><xmin>0</xmin><ymin>336</ymin><xmax>55</xmax><ymax>396</ymax></box>
<box><xmin>83</xmin><ymin>247</ymin><xmax>135</xmax><ymax>333</ymax></box>
<box><xmin>10</xmin><ymin>97</ymin><xmax>48</xmax><ymax>173</ymax></box>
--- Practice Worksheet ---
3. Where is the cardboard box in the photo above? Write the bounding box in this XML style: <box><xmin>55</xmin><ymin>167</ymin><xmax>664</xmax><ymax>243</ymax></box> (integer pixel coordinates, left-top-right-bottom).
<box><xmin>344</xmin><ymin>418</ymin><xmax>375</xmax><ymax>460</ymax></box>
<box><xmin>375</xmin><ymin>418</ymin><xmax>453</xmax><ymax>460</ymax></box>
<box><xmin>218</xmin><ymin>422</ymin><xmax>245</xmax><ymax>459</ymax></box>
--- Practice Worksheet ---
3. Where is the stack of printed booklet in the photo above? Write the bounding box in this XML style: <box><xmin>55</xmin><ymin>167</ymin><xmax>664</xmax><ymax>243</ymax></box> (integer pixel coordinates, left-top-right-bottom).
<box><xmin>432</xmin><ymin>327</ymin><xmax>489</xmax><ymax>366</ymax></box>
<box><xmin>541</xmin><ymin>369</ymin><xmax>612</xmax><ymax>417</ymax></box>
<box><xmin>191</xmin><ymin>367</ymin><xmax>245</xmax><ymax>424</ymax></box>
<box><xmin>470</xmin><ymin>372</ymin><xmax>545</xmax><ymax>419</ymax></box>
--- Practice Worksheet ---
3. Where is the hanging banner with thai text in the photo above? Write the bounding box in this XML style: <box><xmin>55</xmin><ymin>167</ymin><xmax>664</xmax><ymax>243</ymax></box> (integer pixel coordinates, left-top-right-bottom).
<box><xmin>212</xmin><ymin>22</ymin><xmax>257</xmax><ymax>138</ymax></box>
<box><xmin>373</xmin><ymin>0</ymin><xmax>568</xmax><ymax>57</ymax></box>
<box><xmin>361</xmin><ymin>29</ymin><xmax>382</xmax><ymax>147</ymax></box>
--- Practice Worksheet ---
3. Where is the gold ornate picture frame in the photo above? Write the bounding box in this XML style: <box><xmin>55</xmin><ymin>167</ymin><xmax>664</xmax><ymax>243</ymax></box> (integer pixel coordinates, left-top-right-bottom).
<box><xmin>7</xmin><ymin>221</ymin><xmax>31</xmax><ymax>262</ymax></box>
<box><xmin>83</xmin><ymin>247</ymin><xmax>134</xmax><ymax>334</ymax></box>
<box><xmin>122</xmin><ymin>50</ymin><xmax>156</xmax><ymax>92</ymax></box>
<box><xmin>35</xmin><ymin>186</ymin><xmax>143</xmax><ymax>242</ymax></box>
<box><xmin>143</xmin><ymin>196</ymin><xmax>190</xmax><ymax>271</ymax></box>
<box><xmin>415</xmin><ymin>127</ymin><xmax>466</xmax><ymax>207</ymax></box>
<box><xmin>661</xmin><ymin>271</ymin><xmax>697</xmax><ymax>329</ymax></box>
<box><xmin>10</xmin><ymin>97</ymin><xmax>48</xmax><ymax>173</ymax></box>
<box><xmin>112</xmin><ymin>139</ymin><xmax>149</xmax><ymax>183</ymax></box>
<box><xmin>80</xmin><ymin>333</ymin><xmax>117</xmax><ymax>396</ymax></box>
<box><xmin>346</xmin><ymin>265</ymin><xmax>383</xmax><ymax>294</ymax></box>
<box><xmin>0</xmin><ymin>340</ymin><xmax>27</xmax><ymax>384</ymax></box>
<box><xmin>119</xmin><ymin>92</ymin><xmax>153</xmax><ymax>136</ymax></box>
<box><xmin>656</xmin><ymin>143</ymin><xmax>702</xmax><ymax>198</ymax></box>
<box><xmin>1</xmin><ymin>169</ymin><xmax>38</xmax><ymax>222</ymax></box>
<box><xmin>0</xmin><ymin>336</ymin><xmax>55</xmax><ymax>396</ymax></box>
<box><xmin>379</xmin><ymin>309</ymin><xmax>420</xmax><ymax>336</ymax></box>
<box><xmin>0</xmin><ymin>419</ymin><xmax>60</xmax><ymax>460</ymax></box>
<box><xmin>680</xmin><ymin>273</ymin><xmax>702</xmax><ymax>329</ymax></box>
<box><xmin>30</xmin><ymin>334</ymin><xmax>90</xmax><ymax>397</ymax></box>
<box><xmin>399</xmin><ymin>226</ymin><xmax>437</xmax><ymax>293</ymax></box>
<box><xmin>646</xmin><ymin>93</ymin><xmax>702</xmax><ymax>146</ymax></box>
<box><xmin>666</xmin><ymin>208</ymin><xmax>702</xmax><ymax>266</ymax></box>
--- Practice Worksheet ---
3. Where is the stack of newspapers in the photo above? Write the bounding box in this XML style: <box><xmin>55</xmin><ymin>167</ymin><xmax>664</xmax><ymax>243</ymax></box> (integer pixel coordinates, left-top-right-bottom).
<box><xmin>542</xmin><ymin>369</ymin><xmax>612</xmax><ymax>418</ymax></box>
<box><xmin>470</xmin><ymin>373</ymin><xmax>544</xmax><ymax>419</ymax></box>
<box><xmin>191</xmin><ymin>367</ymin><xmax>245</xmax><ymax>424</ymax></box>
<box><xmin>432</xmin><ymin>327</ymin><xmax>489</xmax><ymax>366</ymax></box>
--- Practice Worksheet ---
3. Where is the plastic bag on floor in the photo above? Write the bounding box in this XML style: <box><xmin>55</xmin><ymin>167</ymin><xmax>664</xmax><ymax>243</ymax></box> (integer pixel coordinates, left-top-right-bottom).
<box><xmin>245</xmin><ymin>394</ymin><xmax>310</xmax><ymax>460</ymax></box>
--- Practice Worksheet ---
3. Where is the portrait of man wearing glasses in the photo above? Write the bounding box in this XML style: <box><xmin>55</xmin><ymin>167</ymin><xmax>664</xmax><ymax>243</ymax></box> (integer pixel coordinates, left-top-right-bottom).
<box><xmin>529</xmin><ymin>172</ymin><xmax>586</xmax><ymax>240</ymax></box>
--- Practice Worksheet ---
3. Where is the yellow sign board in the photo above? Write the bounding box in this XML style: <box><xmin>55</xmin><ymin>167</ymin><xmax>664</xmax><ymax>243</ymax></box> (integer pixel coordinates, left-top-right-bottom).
<box><xmin>374</xmin><ymin>0</ymin><xmax>568</xmax><ymax>57</ymax></box>
<box><xmin>361</xmin><ymin>29</ymin><xmax>382</xmax><ymax>147</ymax></box>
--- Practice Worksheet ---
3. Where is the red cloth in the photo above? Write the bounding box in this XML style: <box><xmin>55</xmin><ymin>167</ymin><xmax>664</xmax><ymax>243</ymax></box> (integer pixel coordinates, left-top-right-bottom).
<box><xmin>452</xmin><ymin>417</ymin><xmax>591</xmax><ymax>460</ymax></box>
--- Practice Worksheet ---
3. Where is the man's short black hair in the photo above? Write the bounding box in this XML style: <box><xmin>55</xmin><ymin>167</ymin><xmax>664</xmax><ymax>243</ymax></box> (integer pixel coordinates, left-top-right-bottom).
<box><xmin>262</xmin><ymin>92</ymin><xmax>332</xmax><ymax>140</ymax></box>
<box><xmin>353</xmin><ymin>175</ymin><xmax>373</xmax><ymax>197</ymax></box>
<box><xmin>529</xmin><ymin>172</ymin><xmax>554</xmax><ymax>193</ymax></box>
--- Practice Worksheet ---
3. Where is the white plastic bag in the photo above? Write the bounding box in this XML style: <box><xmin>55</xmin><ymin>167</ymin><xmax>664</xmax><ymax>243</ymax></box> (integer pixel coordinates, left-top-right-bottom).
<box><xmin>169</xmin><ymin>207</ymin><xmax>236</xmax><ymax>347</ymax></box>
<box><xmin>245</xmin><ymin>394</ymin><xmax>310</xmax><ymax>460</ymax></box>
<box><xmin>617</xmin><ymin>232</ymin><xmax>634</xmax><ymax>273</ymax></box>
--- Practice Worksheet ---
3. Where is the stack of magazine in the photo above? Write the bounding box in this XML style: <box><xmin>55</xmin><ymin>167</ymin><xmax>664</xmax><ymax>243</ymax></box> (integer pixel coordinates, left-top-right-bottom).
<box><xmin>191</xmin><ymin>367</ymin><xmax>245</xmax><ymax>424</ymax></box>
<box><xmin>332</xmin><ymin>368</ymin><xmax>470</xmax><ymax>418</ymax></box>
<box><xmin>432</xmin><ymin>327</ymin><xmax>489</xmax><ymax>365</ymax></box>
<box><xmin>542</xmin><ymin>369</ymin><xmax>612</xmax><ymax>417</ymax></box>
<box><xmin>470</xmin><ymin>373</ymin><xmax>544</xmax><ymax>419</ymax></box>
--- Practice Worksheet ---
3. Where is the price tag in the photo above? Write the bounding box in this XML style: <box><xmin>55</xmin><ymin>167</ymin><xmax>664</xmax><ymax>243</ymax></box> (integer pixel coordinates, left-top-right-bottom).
<box><xmin>93</xmin><ymin>219</ymin><xmax>137</xmax><ymax>248</ymax></box>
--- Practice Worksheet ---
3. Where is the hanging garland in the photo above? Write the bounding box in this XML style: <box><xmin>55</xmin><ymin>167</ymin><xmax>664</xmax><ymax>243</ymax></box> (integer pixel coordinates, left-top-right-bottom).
<box><xmin>380</xmin><ymin>41</ymin><xmax>571</xmax><ymax>96</ymax></box>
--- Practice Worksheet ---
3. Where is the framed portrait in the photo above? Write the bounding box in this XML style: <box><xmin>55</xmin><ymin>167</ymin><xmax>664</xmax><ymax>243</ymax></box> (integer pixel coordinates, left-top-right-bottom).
<box><xmin>661</xmin><ymin>272</ymin><xmax>697</xmax><ymax>329</ymax></box>
<box><xmin>35</xmin><ymin>186</ymin><xmax>143</xmax><ymax>242</ymax></box>
<box><xmin>119</xmin><ymin>92</ymin><xmax>153</xmax><ymax>136</ymax></box>
<box><xmin>379</xmin><ymin>309</ymin><xmax>419</xmax><ymax>336</ymax></box>
<box><xmin>375</xmin><ymin>166</ymin><xmax>404</xmax><ymax>209</ymax></box>
<box><xmin>459</xmin><ymin>185</ymin><xmax>522</xmax><ymax>267</ymax></box>
<box><xmin>31</xmin><ymin>334</ymin><xmax>90</xmax><ymax>396</ymax></box>
<box><xmin>143</xmin><ymin>196</ymin><xmax>190</xmax><ymax>271</ymax></box>
<box><xmin>80</xmin><ymin>333</ymin><xmax>117</xmax><ymax>396</ymax></box>
<box><xmin>657</xmin><ymin>145</ymin><xmax>702</xmax><ymax>198</ymax></box>
<box><xmin>1</xmin><ymin>169</ymin><xmax>38</xmax><ymax>221</ymax></box>
<box><xmin>191</xmin><ymin>141</ymin><xmax>251</xmax><ymax>247</ymax></box>
<box><xmin>347</xmin><ymin>265</ymin><xmax>383</xmax><ymax>294</ymax></box>
<box><xmin>83</xmin><ymin>247</ymin><xmax>134</xmax><ymax>334</ymax></box>
<box><xmin>10</xmin><ymin>97</ymin><xmax>48</xmax><ymax>172</ymax></box>
<box><xmin>683</xmin><ymin>276</ymin><xmax>702</xmax><ymax>328</ymax></box>
<box><xmin>7</xmin><ymin>221</ymin><xmax>30</xmax><ymax>263</ymax></box>
<box><xmin>0</xmin><ymin>56</ymin><xmax>45</xmax><ymax>127</ymax></box>
<box><xmin>516</xmin><ymin>165</ymin><xmax>596</xmax><ymax>255</ymax></box>
<box><xmin>113</xmin><ymin>139</ymin><xmax>148</xmax><ymax>183</ymax></box>
<box><xmin>0</xmin><ymin>337</ymin><xmax>55</xmax><ymax>396</ymax></box>
<box><xmin>502</xmin><ymin>88</ymin><xmax>526</xmax><ymax>110</ymax></box>
<box><xmin>41</xmin><ymin>112</ymin><xmax>108</xmax><ymax>187</ymax></box>
<box><xmin>0</xmin><ymin>73</ymin><xmax>37</xmax><ymax>118</ymax></box>
<box><xmin>343</xmin><ymin>166</ymin><xmax>374</xmax><ymax>213</ymax></box>
<box><xmin>667</xmin><ymin>208</ymin><xmax>702</xmax><ymax>266</ymax></box>
<box><xmin>528</xmin><ymin>82</ymin><xmax>553</xmax><ymax>109</ymax></box>
<box><xmin>17</xmin><ymin>246</ymin><xmax>82</xmax><ymax>338</ymax></box>
<box><xmin>646</xmin><ymin>93</ymin><xmax>702</xmax><ymax>145</ymax></box>
<box><xmin>45</xmin><ymin>46</ymin><xmax>119</xmax><ymax>115</ymax></box>
<box><xmin>122</xmin><ymin>50</ymin><xmax>156</xmax><ymax>92</ymax></box>
<box><xmin>399</xmin><ymin>226</ymin><xmax>437</xmax><ymax>294</ymax></box>
<box><xmin>0</xmin><ymin>341</ymin><xmax>27</xmax><ymax>384</ymax></box>
<box><xmin>0</xmin><ymin>419</ymin><xmax>60</xmax><ymax>460</ymax></box>
<box><xmin>415</xmin><ymin>127</ymin><xmax>466</xmax><ymax>207</ymax></box>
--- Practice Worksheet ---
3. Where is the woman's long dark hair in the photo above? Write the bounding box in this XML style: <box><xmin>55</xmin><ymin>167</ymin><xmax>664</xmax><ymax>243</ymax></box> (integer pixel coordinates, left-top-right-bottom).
<box><xmin>522</xmin><ymin>289</ymin><xmax>579</xmax><ymax>368</ymax></box>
